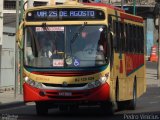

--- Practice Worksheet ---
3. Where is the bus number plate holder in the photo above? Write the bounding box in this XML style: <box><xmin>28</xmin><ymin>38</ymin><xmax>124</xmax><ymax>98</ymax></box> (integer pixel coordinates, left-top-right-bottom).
<box><xmin>58</xmin><ymin>92</ymin><xmax>72</xmax><ymax>96</ymax></box>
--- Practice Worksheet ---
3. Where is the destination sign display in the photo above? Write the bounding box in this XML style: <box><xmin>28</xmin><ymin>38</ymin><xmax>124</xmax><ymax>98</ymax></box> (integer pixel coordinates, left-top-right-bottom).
<box><xmin>26</xmin><ymin>8</ymin><xmax>105</xmax><ymax>21</ymax></box>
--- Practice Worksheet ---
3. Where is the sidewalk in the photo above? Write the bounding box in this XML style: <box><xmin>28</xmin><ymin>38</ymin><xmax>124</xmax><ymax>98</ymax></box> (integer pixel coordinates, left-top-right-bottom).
<box><xmin>146</xmin><ymin>68</ymin><xmax>160</xmax><ymax>87</ymax></box>
<box><xmin>0</xmin><ymin>90</ymin><xmax>24</xmax><ymax>109</ymax></box>
<box><xmin>0</xmin><ymin>67</ymin><xmax>160</xmax><ymax>109</ymax></box>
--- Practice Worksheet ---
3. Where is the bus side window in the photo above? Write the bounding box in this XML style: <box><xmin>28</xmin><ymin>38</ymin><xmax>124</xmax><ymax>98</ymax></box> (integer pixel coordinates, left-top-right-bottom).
<box><xmin>125</xmin><ymin>23</ymin><xmax>129</xmax><ymax>52</ymax></box>
<box><xmin>118</xmin><ymin>21</ymin><xmax>121</xmax><ymax>52</ymax></box>
<box><xmin>140</xmin><ymin>27</ymin><xmax>144</xmax><ymax>53</ymax></box>
<box><xmin>137</xmin><ymin>26</ymin><xmax>141</xmax><ymax>53</ymax></box>
<box><xmin>120</xmin><ymin>22</ymin><xmax>125</xmax><ymax>52</ymax></box>
<box><xmin>128</xmin><ymin>24</ymin><xmax>131</xmax><ymax>52</ymax></box>
<box><xmin>114</xmin><ymin>21</ymin><xmax>120</xmax><ymax>52</ymax></box>
<box><xmin>130</xmin><ymin>25</ymin><xmax>133</xmax><ymax>53</ymax></box>
<box><xmin>139</xmin><ymin>26</ymin><xmax>142</xmax><ymax>53</ymax></box>
<box><xmin>113</xmin><ymin>20</ymin><xmax>116</xmax><ymax>49</ymax></box>
<box><xmin>133</xmin><ymin>25</ymin><xmax>136</xmax><ymax>53</ymax></box>
<box><xmin>130</xmin><ymin>24</ymin><xmax>134</xmax><ymax>53</ymax></box>
<box><xmin>135</xmin><ymin>26</ymin><xmax>139</xmax><ymax>53</ymax></box>
<box><xmin>135</xmin><ymin>25</ymin><xmax>138</xmax><ymax>53</ymax></box>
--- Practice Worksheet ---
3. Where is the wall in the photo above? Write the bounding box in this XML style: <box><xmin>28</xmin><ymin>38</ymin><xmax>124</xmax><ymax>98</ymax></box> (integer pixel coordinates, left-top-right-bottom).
<box><xmin>146</xmin><ymin>17</ymin><xmax>154</xmax><ymax>56</ymax></box>
<box><xmin>0</xmin><ymin>45</ymin><xmax>1</xmax><ymax>87</ymax></box>
<box><xmin>0</xmin><ymin>27</ymin><xmax>15</xmax><ymax>90</ymax></box>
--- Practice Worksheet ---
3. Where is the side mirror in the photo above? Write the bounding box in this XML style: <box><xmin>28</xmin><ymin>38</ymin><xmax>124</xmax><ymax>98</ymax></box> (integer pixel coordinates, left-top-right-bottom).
<box><xmin>16</xmin><ymin>22</ymin><xmax>24</xmax><ymax>49</ymax></box>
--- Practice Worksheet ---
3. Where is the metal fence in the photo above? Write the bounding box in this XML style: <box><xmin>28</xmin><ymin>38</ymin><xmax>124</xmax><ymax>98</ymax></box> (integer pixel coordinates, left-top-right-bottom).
<box><xmin>102</xmin><ymin>0</ymin><xmax>155</xmax><ymax>5</ymax></box>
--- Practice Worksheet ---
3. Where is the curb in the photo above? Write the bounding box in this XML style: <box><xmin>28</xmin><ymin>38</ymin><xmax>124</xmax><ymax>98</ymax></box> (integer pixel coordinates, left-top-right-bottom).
<box><xmin>147</xmin><ymin>84</ymin><xmax>160</xmax><ymax>88</ymax></box>
<box><xmin>0</xmin><ymin>101</ymin><xmax>25</xmax><ymax>110</ymax></box>
<box><xmin>0</xmin><ymin>87</ymin><xmax>14</xmax><ymax>93</ymax></box>
<box><xmin>147</xmin><ymin>85</ymin><xmax>158</xmax><ymax>88</ymax></box>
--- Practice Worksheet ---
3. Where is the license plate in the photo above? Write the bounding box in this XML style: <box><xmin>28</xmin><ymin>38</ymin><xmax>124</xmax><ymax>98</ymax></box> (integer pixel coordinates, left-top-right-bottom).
<box><xmin>58</xmin><ymin>92</ymin><xmax>72</xmax><ymax>96</ymax></box>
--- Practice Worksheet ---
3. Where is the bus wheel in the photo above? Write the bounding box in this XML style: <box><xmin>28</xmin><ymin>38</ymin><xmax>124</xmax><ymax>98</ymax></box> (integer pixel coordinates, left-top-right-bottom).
<box><xmin>116</xmin><ymin>82</ymin><xmax>125</xmax><ymax>110</ymax></box>
<box><xmin>100</xmin><ymin>101</ymin><xmax>115</xmax><ymax>115</ymax></box>
<box><xmin>69</xmin><ymin>105</ymin><xmax>79</xmax><ymax>111</ymax></box>
<box><xmin>128</xmin><ymin>81</ymin><xmax>137</xmax><ymax>110</ymax></box>
<box><xmin>36</xmin><ymin>102</ymin><xmax>48</xmax><ymax>115</ymax></box>
<box><xmin>59</xmin><ymin>105</ymin><xmax>69</xmax><ymax>112</ymax></box>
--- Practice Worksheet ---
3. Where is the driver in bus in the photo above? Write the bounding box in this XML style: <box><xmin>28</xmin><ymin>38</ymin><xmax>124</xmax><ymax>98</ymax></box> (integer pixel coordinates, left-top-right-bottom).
<box><xmin>81</xmin><ymin>31</ymin><xmax>97</xmax><ymax>54</ymax></box>
<box><xmin>39</xmin><ymin>37</ymin><xmax>55</xmax><ymax>58</ymax></box>
<box><xmin>97</xmin><ymin>28</ymin><xmax>107</xmax><ymax>56</ymax></box>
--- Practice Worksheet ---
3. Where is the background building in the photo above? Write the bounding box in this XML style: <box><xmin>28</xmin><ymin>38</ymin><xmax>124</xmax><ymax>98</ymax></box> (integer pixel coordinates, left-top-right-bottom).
<box><xmin>0</xmin><ymin>0</ymin><xmax>15</xmax><ymax>91</ymax></box>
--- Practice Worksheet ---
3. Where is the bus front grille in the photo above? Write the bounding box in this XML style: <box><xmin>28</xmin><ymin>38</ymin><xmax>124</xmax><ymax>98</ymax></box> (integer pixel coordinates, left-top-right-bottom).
<box><xmin>45</xmin><ymin>91</ymin><xmax>91</xmax><ymax>99</ymax></box>
<box><xmin>43</xmin><ymin>83</ymin><xmax>87</xmax><ymax>87</ymax></box>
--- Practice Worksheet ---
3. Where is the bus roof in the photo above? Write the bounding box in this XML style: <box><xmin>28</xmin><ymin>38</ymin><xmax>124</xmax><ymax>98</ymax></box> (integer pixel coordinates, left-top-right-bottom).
<box><xmin>83</xmin><ymin>3</ymin><xmax>125</xmax><ymax>12</ymax></box>
<box><xmin>83</xmin><ymin>2</ymin><xmax>143</xmax><ymax>23</ymax></box>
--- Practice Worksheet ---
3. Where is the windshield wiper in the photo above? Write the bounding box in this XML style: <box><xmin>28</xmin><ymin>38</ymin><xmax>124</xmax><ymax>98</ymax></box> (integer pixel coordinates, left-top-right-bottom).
<box><xmin>70</xmin><ymin>22</ymin><xmax>87</xmax><ymax>44</ymax></box>
<box><xmin>70</xmin><ymin>22</ymin><xmax>87</xmax><ymax>55</ymax></box>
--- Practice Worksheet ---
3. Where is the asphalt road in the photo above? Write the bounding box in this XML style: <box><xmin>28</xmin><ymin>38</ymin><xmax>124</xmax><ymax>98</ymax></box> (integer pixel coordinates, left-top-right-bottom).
<box><xmin>0</xmin><ymin>86</ymin><xmax>160</xmax><ymax>120</ymax></box>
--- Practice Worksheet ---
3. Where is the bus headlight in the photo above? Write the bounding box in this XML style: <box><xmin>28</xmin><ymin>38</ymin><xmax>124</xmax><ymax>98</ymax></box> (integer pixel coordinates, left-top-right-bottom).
<box><xmin>87</xmin><ymin>75</ymin><xmax>108</xmax><ymax>89</ymax></box>
<box><xmin>25</xmin><ymin>77</ymin><xmax>43</xmax><ymax>89</ymax></box>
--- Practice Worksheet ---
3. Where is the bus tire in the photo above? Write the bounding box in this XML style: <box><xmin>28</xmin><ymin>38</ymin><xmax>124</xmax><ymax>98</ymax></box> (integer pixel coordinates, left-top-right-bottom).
<box><xmin>36</xmin><ymin>102</ymin><xmax>48</xmax><ymax>116</ymax></box>
<box><xmin>128</xmin><ymin>81</ymin><xmax>137</xmax><ymax>110</ymax></box>
<box><xmin>100</xmin><ymin>101</ymin><xmax>114</xmax><ymax>115</ymax></box>
<box><xmin>59</xmin><ymin>105</ymin><xmax>69</xmax><ymax>112</ymax></box>
<box><xmin>116</xmin><ymin>80</ymin><xmax>125</xmax><ymax>110</ymax></box>
<box><xmin>69</xmin><ymin>105</ymin><xmax>79</xmax><ymax>111</ymax></box>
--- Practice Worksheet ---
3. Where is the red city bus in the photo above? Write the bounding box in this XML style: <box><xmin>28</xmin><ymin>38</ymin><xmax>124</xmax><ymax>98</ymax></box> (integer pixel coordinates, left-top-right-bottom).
<box><xmin>17</xmin><ymin>0</ymin><xmax>146</xmax><ymax>115</ymax></box>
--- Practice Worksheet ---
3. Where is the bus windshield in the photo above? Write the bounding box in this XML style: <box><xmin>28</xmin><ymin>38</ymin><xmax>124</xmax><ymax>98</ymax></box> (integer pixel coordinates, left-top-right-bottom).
<box><xmin>24</xmin><ymin>25</ymin><xmax>109</xmax><ymax>68</ymax></box>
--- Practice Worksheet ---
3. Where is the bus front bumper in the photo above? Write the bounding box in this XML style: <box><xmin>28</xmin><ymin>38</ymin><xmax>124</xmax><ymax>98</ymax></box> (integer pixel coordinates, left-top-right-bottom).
<box><xmin>23</xmin><ymin>82</ymin><xmax>110</xmax><ymax>102</ymax></box>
